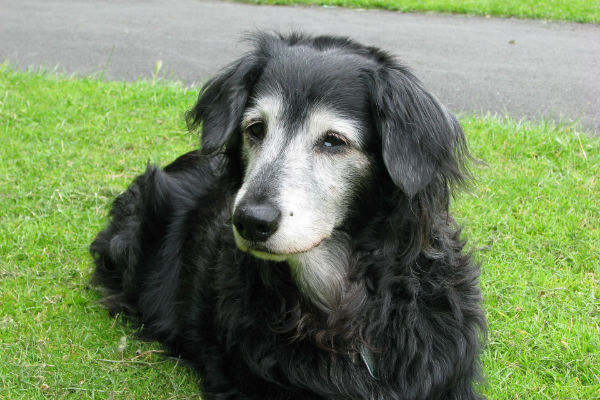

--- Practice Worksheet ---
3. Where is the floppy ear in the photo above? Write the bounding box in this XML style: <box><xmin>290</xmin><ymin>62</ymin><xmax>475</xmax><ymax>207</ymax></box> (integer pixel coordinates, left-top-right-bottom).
<box><xmin>369</xmin><ymin>66</ymin><xmax>467</xmax><ymax>197</ymax></box>
<box><xmin>186</xmin><ymin>56</ymin><xmax>264</xmax><ymax>154</ymax></box>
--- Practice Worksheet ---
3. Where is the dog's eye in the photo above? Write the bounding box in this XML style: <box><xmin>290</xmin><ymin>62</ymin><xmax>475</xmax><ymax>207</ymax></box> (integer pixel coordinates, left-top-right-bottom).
<box><xmin>320</xmin><ymin>132</ymin><xmax>347</xmax><ymax>150</ymax></box>
<box><xmin>245</xmin><ymin>121</ymin><xmax>265</xmax><ymax>142</ymax></box>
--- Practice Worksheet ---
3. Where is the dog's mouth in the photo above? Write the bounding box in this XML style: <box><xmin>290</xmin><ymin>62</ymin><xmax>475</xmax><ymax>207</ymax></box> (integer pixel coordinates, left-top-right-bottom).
<box><xmin>233</xmin><ymin>228</ymin><xmax>327</xmax><ymax>261</ymax></box>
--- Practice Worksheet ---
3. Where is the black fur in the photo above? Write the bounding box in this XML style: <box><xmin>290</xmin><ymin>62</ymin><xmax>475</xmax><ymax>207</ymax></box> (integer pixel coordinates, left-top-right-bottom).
<box><xmin>91</xmin><ymin>32</ymin><xmax>485</xmax><ymax>399</ymax></box>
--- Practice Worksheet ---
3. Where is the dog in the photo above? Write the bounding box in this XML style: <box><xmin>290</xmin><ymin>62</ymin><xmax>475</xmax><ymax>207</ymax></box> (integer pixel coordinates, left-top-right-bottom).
<box><xmin>91</xmin><ymin>32</ymin><xmax>486</xmax><ymax>399</ymax></box>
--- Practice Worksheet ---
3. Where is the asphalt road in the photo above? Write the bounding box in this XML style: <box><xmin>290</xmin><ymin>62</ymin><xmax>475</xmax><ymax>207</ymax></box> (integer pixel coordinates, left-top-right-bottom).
<box><xmin>2</xmin><ymin>0</ymin><xmax>599</xmax><ymax>132</ymax></box>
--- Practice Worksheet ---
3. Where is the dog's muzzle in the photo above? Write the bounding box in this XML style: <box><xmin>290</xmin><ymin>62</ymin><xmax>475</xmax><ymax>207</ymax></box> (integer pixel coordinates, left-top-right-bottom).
<box><xmin>232</xmin><ymin>201</ymin><xmax>281</xmax><ymax>242</ymax></box>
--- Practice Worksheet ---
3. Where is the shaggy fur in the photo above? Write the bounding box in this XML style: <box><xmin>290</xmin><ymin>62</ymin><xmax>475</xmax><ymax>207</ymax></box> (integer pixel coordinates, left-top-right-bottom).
<box><xmin>91</xmin><ymin>32</ymin><xmax>486</xmax><ymax>399</ymax></box>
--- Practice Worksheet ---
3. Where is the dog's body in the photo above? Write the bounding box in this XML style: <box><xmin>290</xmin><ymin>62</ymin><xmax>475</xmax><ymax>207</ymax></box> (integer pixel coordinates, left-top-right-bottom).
<box><xmin>91</xmin><ymin>33</ymin><xmax>485</xmax><ymax>399</ymax></box>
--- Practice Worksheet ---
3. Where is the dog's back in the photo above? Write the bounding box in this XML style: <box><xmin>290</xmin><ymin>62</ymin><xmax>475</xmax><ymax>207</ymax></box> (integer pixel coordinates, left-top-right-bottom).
<box><xmin>91</xmin><ymin>151</ymin><xmax>231</xmax><ymax>325</ymax></box>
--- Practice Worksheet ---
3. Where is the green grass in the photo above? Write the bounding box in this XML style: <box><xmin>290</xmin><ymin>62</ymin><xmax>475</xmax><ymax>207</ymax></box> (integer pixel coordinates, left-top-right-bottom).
<box><xmin>0</xmin><ymin>66</ymin><xmax>201</xmax><ymax>399</ymax></box>
<box><xmin>239</xmin><ymin>0</ymin><xmax>600</xmax><ymax>23</ymax></box>
<box><xmin>454</xmin><ymin>118</ymin><xmax>600</xmax><ymax>398</ymax></box>
<box><xmin>1</xmin><ymin>66</ymin><xmax>598</xmax><ymax>399</ymax></box>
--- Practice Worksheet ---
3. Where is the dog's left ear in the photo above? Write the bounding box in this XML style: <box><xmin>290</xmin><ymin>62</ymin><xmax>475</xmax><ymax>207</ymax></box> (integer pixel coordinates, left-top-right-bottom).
<box><xmin>369</xmin><ymin>66</ymin><xmax>467</xmax><ymax>197</ymax></box>
<box><xmin>186</xmin><ymin>56</ymin><xmax>264</xmax><ymax>154</ymax></box>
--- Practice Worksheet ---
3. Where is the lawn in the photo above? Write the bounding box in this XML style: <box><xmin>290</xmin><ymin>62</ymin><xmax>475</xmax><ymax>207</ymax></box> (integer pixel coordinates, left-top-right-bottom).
<box><xmin>239</xmin><ymin>0</ymin><xmax>600</xmax><ymax>23</ymax></box>
<box><xmin>0</xmin><ymin>66</ymin><xmax>598</xmax><ymax>399</ymax></box>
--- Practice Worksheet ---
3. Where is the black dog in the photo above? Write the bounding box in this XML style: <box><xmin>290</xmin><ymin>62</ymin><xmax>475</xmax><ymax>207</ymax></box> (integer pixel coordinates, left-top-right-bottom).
<box><xmin>91</xmin><ymin>32</ymin><xmax>485</xmax><ymax>399</ymax></box>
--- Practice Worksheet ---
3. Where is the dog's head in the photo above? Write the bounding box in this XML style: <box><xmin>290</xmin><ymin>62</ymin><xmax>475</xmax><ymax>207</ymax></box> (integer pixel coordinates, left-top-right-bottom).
<box><xmin>187</xmin><ymin>32</ymin><xmax>468</xmax><ymax>263</ymax></box>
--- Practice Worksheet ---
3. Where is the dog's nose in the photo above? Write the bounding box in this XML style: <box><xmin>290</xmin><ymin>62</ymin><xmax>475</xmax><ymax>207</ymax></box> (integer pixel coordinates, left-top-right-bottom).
<box><xmin>233</xmin><ymin>202</ymin><xmax>281</xmax><ymax>242</ymax></box>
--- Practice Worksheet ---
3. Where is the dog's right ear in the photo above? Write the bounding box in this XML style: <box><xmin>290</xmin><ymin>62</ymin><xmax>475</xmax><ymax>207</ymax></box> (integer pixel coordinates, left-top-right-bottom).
<box><xmin>186</xmin><ymin>56</ymin><xmax>264</xmax><ymax>154</ymax></box>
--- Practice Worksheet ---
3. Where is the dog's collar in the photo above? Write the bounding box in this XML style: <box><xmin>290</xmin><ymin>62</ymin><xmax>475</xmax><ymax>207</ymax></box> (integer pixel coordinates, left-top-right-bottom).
<box><xmin>359</xmin><ymin>345</ymin><xmax>378</xmax><ymax>380</ymax></box>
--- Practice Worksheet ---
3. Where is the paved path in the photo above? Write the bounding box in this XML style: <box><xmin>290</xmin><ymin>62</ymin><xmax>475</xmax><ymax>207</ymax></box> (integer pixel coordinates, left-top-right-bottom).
<box><xmin>2</xmin><ymin>0</ymin><xmax>599</xmax><ymax>132</ymax></box>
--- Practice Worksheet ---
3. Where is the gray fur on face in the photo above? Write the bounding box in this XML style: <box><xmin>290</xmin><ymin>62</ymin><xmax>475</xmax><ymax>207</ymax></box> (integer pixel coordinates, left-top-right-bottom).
<box><xmin>287</xmin><ymin>229</ymin><xmax>371</xmax><ymax>313</ymax></box>
<box><xmin>232</xmin><ymin>92</ymin><xmax>371</xmax><ymax>306</ymax></box>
